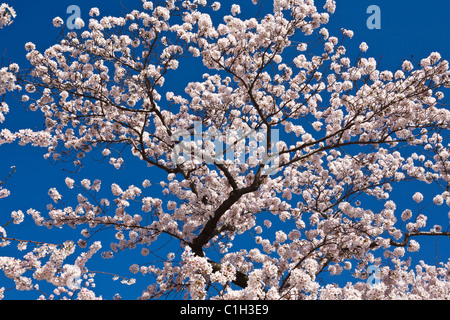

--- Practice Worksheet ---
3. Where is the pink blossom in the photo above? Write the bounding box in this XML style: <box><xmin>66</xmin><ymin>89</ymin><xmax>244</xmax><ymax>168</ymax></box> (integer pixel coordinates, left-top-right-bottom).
<box><xmin>412</xmin><ymin>192</ymin><xmax>424</xmax><ymax>203</ymax></box>
<box><xmin>359</xmin><ymin>42</ymin><xmax>369</xmax><ymax>52</ymax></box>
<box><xmin>0</xmin><ymin>4</ymin><xmax>15</xmax><ymax>28</ymax></box>
<box><xmin>52</xmin><ymin>17</ymin><xmax>63</xmax><ymax>27</ymax></box>
<box><xmin>231</xmin><ymin>4</ymin><xmax>240</xmax><ymax>16</ymax></box>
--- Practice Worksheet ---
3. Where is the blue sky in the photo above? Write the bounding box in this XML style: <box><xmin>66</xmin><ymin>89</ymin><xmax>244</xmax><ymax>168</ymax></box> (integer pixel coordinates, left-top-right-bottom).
<box><xmin>1</xmin><ymin>0</ymin><xmax>450</xmax><ymax>299</ymax></box>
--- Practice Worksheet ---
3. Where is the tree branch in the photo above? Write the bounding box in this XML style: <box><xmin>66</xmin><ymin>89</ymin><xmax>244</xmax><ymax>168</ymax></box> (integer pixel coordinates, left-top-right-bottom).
<box><xmin>390</xmin><ymin>231</ymin><xmax>450</xmax><ymax>247</ymax></box>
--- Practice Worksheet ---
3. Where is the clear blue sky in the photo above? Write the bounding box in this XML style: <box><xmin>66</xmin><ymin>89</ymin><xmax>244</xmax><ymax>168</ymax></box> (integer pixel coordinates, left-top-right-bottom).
<box><xmin>1</xmin><ymin>0</ymin><xmax>450</xmax><ymax>299</ymax></box>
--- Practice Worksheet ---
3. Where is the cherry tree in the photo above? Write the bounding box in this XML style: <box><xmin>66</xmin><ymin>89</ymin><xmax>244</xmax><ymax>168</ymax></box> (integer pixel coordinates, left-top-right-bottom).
<box><xmin>1</xmin><ymin>0</ymin><xmax>450</xmax><ymax>300</ymax></box>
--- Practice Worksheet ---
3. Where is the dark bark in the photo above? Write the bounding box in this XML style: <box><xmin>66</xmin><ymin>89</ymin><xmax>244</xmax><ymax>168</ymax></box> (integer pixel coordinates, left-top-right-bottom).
<box><xmin>190</xmin><ymin>178</ymin><xmax>262</xmax><ymax>289</ymax></box>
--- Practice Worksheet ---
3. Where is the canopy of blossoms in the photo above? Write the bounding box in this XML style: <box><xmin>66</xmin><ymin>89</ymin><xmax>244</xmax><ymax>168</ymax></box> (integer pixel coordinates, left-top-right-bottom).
<box><xmin>1</xmin><ymin>0</ymin><xmax>450</xmax><ymax>300</ymax></box>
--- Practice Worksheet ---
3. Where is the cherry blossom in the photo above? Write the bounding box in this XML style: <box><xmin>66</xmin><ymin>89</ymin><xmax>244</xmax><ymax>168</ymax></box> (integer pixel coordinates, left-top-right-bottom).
<box><xmin>0</xmin><ymin>3</ymin><xmax>15</xmax><ymax>29</ymax></box>
<box><xmin>413</xmin><ymin>192</ymin><xmax>424</xmax><ymax>203</ymax></box>
<box><xmin>1</xmin><ymin>0</ymin><xmax>450</xmax><ymax>300</ymax></box>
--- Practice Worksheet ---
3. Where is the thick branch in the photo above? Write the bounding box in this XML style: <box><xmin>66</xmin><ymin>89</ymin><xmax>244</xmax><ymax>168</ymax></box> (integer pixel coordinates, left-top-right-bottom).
<box><xmin>390</xmin><ymin>231</ymin><xmax>450</xmax><ymax>247</ymax></box>
<box><xmin>190</xmin><ymin>190</ymin><xmax>242</xmax><ymax>257</ymax></box>
<box><xmin>190</xmin><ymin>181</ymin><xmax>261</xmax><ymax>258</ymax></box>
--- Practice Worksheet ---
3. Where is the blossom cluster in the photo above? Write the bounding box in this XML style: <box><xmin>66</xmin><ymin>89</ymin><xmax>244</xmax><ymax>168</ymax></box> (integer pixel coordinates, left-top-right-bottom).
<box><xmin>0</xmin><ymin>3</ymin><xmax>15</xmax><ymax>29</ymax></box>
<box><xmin>0</xmin><ymin>236</ymin><xmax>103</xmax><ymax>299</ymax></box>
